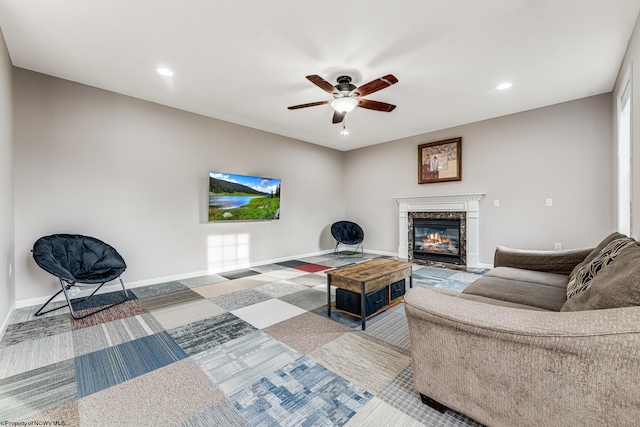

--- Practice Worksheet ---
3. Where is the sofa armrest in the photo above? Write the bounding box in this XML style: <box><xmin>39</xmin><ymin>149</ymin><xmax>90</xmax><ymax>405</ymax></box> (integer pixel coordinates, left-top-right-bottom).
<box><xmin>493</xmin><ymin>245</ymin><xmax>593</xmax><ymax>274</ymax></box>
<box><xmin>404</xmin><ymin>287</ymin><xmax>640</xmax><ymax>427</ymax></box>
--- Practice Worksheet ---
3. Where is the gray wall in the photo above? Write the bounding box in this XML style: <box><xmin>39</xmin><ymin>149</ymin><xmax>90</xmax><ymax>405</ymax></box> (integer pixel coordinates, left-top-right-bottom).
<box><xmin>344</xmin><ymin>94</ymin><xmax>614</xmax><ymax>265</ymax></box>
<box><xmin>10</xmin><ymin>65</ymin><xmax>618</xmax><ymax>301</ymax></box>
<box><xmin>0</xmin><ymin>30</ymin><xmax>14</xmax><ymax>325</ymax></box>
<box><xmin>13</xmin><ymin>69</ymin><xmax>345</xmax><ymax>301</ymax></box>
<box><xmin>613</xmin><ymin>12</ymin><xmax>639</xmax><ymax>239</ymax></box>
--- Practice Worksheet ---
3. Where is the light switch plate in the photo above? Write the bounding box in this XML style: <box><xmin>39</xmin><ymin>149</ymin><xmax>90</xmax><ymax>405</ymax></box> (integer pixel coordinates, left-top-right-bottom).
<box><xmin>545</xmin><ymin>198</ymin><xmax>553</xmax><ymax>207</ymax></box>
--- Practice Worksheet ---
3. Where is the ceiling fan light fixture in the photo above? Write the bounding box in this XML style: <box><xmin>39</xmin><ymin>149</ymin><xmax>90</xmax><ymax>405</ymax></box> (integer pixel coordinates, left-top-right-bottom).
<box><xmin>497</xmin><ymin>82</ymin><xmax>512</xmax><ymax>90</ymax></box>
<box><xmin>331</xmin><ymin>97</ymin><xmax>358</xmax><ymax>113</ymax></box>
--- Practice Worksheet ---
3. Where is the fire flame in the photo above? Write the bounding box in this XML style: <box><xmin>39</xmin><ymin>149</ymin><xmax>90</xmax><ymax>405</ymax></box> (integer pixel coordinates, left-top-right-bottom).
<box><xmin>422</xmin><ymin>232</ymin><xmax>456</xmax><ymax>252</ymax></box>
<box><xmin>424</xmin><ymin>232</ymin><xmax>450</xmax><ymax>244</ymax></box>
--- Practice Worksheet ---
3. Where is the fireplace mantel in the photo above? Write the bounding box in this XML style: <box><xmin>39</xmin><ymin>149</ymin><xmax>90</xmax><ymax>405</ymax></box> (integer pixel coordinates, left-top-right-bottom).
<box><xmin>394</xmin><ymin>194</ymin><xmax>484</xmax><ymax>267</ymax></box>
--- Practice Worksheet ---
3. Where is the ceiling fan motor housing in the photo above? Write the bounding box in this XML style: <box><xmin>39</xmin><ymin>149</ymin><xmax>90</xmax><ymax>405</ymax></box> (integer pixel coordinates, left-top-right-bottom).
<box><xmin>336</xmin><ymin>76</ymin><xmax>356</xmax><ymax>95</ymax></box>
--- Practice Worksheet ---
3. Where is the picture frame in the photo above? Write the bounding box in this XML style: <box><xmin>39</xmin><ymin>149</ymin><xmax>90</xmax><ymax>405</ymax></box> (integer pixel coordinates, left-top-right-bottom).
<box><xmin>418</xmin><ymin>137</ymin><xmax>462</xmax><ymax>184</ymax></box>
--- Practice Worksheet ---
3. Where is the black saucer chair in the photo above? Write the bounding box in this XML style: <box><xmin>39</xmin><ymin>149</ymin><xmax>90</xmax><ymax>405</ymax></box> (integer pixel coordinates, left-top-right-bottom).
<box><xmin>331</xmin><ymin>221</ymin><xmax>365</xmax><ymax>258</ymax></box>
<box><xmin>32</xmin><ymin>234</ymin><xmax>129</xmax><ymax>319</ymax></box>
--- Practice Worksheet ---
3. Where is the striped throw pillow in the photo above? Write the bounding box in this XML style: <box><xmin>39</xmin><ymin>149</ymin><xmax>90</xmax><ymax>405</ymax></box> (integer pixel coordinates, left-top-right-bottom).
<box><xmin>566</xmin><ymin>237</ymin><xmax>636</xmax><ymax>299</ymax></box>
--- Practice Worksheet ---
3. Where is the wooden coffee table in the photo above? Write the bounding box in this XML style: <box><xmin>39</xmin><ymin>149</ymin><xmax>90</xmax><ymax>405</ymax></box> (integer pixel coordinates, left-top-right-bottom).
<box><xmin>326</xmin><ymin>258</ymin><xmax>412</xmax><ymax>330</ymax></box>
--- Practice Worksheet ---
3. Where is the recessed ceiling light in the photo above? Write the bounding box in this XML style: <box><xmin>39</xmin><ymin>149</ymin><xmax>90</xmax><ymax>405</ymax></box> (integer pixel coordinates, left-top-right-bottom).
<box><xmin>157</xmin><ymin>68</ymin><xmax>173</xmax><ymax>77</ymax></box>
<box><xmin>497</xmin><ymin>82</ymin><xmax>512</xmax><ymax>90</ymax></box>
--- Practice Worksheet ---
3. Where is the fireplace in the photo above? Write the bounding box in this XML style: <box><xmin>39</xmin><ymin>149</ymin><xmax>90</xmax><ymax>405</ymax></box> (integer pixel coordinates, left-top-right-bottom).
<box><xmin>407</xmin><ymin>210</ymin><xmax>467</xmax><ymax>267</ymax></box>
<box><xmin>395</xmin><ymin>194</ymin><xmax>483</xmax><ymax>267</ymax></box>
<box><xmin>413</xmin><ymin>218</ymin><xmax>462</xmax><ymax>264</ymax></box>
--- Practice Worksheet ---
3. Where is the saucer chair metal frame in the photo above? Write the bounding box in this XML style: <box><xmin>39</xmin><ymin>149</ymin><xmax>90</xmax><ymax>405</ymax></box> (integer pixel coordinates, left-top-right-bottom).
<box><xmin>331</xmin><ymin>221</ymin><xmax>365</xmax><ymax>258</ymax></box>
<box><xmin>32</xmin><ymin>234</ymin><xmax>129</xmax><ymax>320</ymax></box>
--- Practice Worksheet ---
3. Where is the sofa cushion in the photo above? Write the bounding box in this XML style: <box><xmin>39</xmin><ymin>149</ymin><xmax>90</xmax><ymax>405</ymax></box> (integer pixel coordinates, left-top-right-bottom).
<box><xmin>569</xmin><ymin>232</ymin><xmax>626</xmax><ymax>279</ymax></box>
<box><xmin>456</xmin><ymin>293</ymin><xmax>550</xmax><ymax>311</ymax></box>
<box><xmin>566</xmin><ymin>237</ymin><xmax>635</xmax><ymax>299</ymax></box>
<box><xmin>485</xmin><ymin>267</ymin><xmax>568</xmax><ymax>289</ymax></box>
<box><xmin>462</xmin><ymin>270</ymin><xmax>568</xmax><ymax>311</ymax></box>
<box><xmin>562</xmin><ymin>242</ymin><xmax>640</xmax><ymax>311</ymax></box>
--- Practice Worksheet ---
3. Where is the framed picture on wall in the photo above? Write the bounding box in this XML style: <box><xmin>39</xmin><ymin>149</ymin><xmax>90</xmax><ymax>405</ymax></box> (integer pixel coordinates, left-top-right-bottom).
<box><xmin>418</xmin><ymin>137</ymin><xmax>462</xmax><ymax>184</ymax></box>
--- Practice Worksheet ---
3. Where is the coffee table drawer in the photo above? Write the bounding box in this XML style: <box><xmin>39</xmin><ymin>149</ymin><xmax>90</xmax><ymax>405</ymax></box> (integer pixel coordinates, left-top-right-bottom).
<box><xmin>390</xmin><ymin>279</ymin><xmax>406</xmax><ymax>300</ymax></box>
<box><xmin>336</xmin><ymin>287</ymin><xmax>388</xmax><ymax>317</ymax></box>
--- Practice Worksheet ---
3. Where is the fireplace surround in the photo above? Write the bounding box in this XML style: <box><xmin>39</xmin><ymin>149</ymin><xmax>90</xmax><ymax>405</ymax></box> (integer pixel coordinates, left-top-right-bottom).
<box><xmin>395</xmin><ymin>194</ymin><xmax>484</xmax><ymax>268</ymax></box>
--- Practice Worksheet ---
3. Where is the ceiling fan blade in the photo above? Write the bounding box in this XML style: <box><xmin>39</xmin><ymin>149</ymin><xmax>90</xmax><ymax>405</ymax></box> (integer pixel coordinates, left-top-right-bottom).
<box><xmin>332</xmin><ymin>111</ymin><xmax>345</xmax><ymax>124</ymax></box>
<box><xmin>287</xmin><ymin>100</ymin><xmax>329</xmax><ymax>110</ymax></box>
<box><xmin>357</xmin><ymin>99</ymin><xmax>396</xmax><ymax>112</ymax></box>
<box><xmin>306</xmin><ymin>75</ymin><xmax>339</xmax><ymax>96</ymax></box>
<box><xmin>350</xmin><ymin>74</ymin><xmax>398</xmax><ymax>97</ymax></box>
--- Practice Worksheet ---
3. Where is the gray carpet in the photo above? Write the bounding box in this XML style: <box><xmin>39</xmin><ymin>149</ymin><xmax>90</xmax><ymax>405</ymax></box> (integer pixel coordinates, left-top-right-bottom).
<box><xmin>0</xmin><ymin>254</ymin><xmax>486</xmax><ymax>426</ymax></box>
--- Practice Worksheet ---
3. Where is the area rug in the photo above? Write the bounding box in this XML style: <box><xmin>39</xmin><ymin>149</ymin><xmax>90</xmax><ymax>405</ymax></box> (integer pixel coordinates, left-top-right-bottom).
<box><xmin>0</xmin><ymin>254</ymin><xmax>485</xmax><ymax>426</ymax></box>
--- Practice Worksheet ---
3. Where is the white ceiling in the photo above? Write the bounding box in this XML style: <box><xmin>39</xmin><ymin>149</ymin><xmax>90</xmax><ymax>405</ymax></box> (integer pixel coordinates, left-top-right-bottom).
<box><xmin>0</xmin><ymin>0</ymin><xmax>638</xmax><ymax>151</ymax></box>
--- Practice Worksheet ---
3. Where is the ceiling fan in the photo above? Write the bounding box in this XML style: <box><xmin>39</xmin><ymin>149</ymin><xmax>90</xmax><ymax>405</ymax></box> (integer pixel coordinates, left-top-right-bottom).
<box><xmin>287</xmin><ymin>74</ymin><xmax>398</xmax><ymax>124</ymax></box>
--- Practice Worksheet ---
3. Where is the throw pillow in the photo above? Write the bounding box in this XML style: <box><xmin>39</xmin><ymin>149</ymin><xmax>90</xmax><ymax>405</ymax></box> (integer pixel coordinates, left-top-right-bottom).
<box><xmin>566</xmin><ymin>237</ymin><xmax>636</xmax><ymax>299</ymax></box>
<box><xmin>562</xmin><ymin>240</ymin><xmax>640</xmax><ymax>311</ymax></box>
<box><xmin>568</xmin><ymin>232</ymin><xmax>626</xmax><ymax>280</ymax></box>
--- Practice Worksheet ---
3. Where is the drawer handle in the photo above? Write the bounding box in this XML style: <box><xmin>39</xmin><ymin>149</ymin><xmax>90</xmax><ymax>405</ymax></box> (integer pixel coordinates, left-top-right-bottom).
<box><xmin>374</xmin><ymin>299</ymin><xmax>382</xmax><ymax>304</ymax></box>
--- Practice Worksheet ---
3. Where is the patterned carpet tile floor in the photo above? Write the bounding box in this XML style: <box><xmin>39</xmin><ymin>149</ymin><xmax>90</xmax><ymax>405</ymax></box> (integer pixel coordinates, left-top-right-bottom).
<box><xmin>0</xmin><ymin>254</ymin><xmax>486</xmax><ymax>426</ymax></box>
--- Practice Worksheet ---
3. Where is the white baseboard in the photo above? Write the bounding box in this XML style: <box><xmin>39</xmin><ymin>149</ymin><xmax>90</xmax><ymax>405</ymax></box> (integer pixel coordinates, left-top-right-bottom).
<box><xmin>476</xmin><ymin>263</ymin><xmax>494</xmax><ymax>269</ymax></box>
<box><xmin>15</xmin><ymin>249</ymin><xmax>335</xmax><ymax>309</ymax></box>
<box><xmin>0</xmin><ymin>301</ymin><xmax>16</xmax><ymax>342</ymax></box>
<box><xmin>363</xmin><ymin>249</ymin><xmax>399</xmax><ymax>257</ymax></box>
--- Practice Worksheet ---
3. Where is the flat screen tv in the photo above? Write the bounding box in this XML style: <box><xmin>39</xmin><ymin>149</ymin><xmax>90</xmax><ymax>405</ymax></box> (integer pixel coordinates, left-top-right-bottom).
<box><xmin>209</xmin><ymin>172</ymin><xmax>281</xmax><ymax>221</ymax></box>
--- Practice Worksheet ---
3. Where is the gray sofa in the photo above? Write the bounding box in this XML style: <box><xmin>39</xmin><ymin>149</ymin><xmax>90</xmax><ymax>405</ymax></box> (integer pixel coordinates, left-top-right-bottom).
<box><xmin>404</xmin><ymin>232</ymin><xmax>640</xmax><ymax>427</ymax></box>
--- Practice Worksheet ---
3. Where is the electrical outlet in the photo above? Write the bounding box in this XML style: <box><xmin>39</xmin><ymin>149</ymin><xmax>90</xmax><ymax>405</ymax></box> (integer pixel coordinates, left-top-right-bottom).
<box><xmin>555</xmin><ymin>242</ymin><xmax>562</xmax><ymax>251</ymax></box>
<box><xmin>493</xmin><ymin>200</ymin><xmax>500</xmax><ymax>207</ymax></box>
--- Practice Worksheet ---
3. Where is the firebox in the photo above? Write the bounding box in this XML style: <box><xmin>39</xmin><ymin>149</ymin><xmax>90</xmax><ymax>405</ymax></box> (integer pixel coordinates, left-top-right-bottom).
<box><xmin>412</xmin><ymin>218</ymin><xmax>462</xmax><ymax>264</ymax></box>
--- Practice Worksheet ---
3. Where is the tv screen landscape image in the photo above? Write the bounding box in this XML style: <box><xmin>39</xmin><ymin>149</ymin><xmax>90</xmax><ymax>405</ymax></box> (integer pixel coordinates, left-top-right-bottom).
<box><xmin>209</xmin><ymin>172</ymin><xmax>281</xmax><ymax>221</ymax></box>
